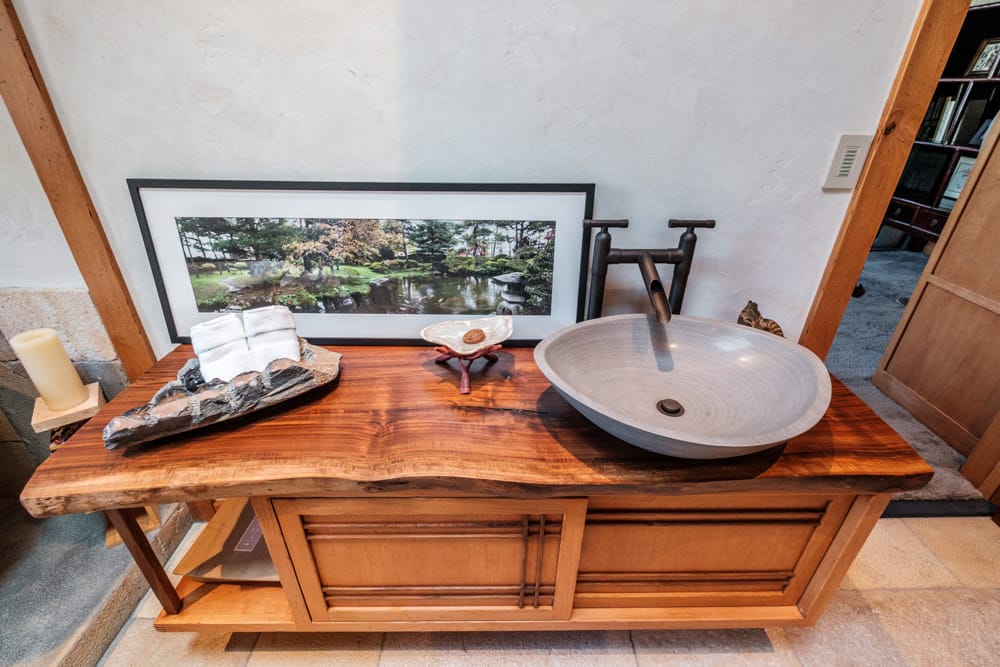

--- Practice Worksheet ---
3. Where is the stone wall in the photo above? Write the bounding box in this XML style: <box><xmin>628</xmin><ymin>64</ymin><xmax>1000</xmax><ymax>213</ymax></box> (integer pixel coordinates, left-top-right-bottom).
<box><xmin>0</xmin><ymin>288</ymin><xmax>127</xmax><ymax>498</ymax></box>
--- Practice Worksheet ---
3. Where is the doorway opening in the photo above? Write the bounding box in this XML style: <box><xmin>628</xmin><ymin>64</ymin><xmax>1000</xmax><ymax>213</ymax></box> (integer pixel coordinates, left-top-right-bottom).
<box><xmin>823</xmin><ymin>2</ymin><xmax>1000</xmax><ymax>515</ymax></box>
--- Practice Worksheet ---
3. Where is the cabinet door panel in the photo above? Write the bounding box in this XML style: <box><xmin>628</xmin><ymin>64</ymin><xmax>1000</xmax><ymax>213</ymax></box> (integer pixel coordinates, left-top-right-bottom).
<box><xmin>275</xmin><ymin>498</ymin><xmax>585</xmax><ymax>622</ymax></box>
<box><xmin>576</xmin><ymin>495</ymin><xmax>851</xmax><ymax>608</ymax></box>
<box><xmin>884</xmin><ymin>283</ymin><xmax>1000</xmax><ymax>442</ymax></box>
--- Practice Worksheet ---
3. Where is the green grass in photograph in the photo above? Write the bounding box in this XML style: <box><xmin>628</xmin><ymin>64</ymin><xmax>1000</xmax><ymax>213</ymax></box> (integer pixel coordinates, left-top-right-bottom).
<box><xmin>188</xmin><ymin>269</ymin><xmax>251</xmax><ymax>298</ymax></box>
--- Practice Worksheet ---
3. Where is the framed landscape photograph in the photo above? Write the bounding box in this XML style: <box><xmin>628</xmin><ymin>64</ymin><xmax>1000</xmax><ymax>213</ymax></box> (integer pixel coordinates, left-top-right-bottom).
<box><xmin>129</xmin><ymin>180</ymin><xmax>595</xmax><ymax>344</ymax></box>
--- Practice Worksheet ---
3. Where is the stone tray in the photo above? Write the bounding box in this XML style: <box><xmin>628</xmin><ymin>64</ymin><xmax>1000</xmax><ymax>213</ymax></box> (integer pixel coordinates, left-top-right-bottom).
<box><xmin>102</xmin><ymin>340</ymin><xmax>341</xmax><ymax>449</ymax></box>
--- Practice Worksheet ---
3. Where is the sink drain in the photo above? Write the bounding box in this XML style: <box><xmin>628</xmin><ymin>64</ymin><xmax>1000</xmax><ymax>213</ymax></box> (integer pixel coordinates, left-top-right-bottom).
<box><xmin>656</xmin><ymin>399</ymin><xmax>684</xmax><ymax>417</ymax></box>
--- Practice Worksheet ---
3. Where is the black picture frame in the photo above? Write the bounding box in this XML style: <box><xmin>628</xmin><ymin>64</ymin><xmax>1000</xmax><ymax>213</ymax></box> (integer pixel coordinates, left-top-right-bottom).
<box><xmin>128</xmin><ymin>180</ymin><xmax>595</xmax><ymax>345</ymax></box>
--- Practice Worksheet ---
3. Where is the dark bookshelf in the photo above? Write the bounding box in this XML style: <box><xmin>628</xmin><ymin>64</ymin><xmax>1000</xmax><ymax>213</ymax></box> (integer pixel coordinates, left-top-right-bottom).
<box><xmin>882</xmin><ymin>3</ymin><xmax>1000</xmax><ymax>243</ymax></box>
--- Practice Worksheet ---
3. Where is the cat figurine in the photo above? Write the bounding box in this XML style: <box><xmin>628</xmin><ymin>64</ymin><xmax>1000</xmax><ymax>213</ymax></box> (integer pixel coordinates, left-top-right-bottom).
<box><xmin>737</xmin><ymin>300</ymin><xmax>785</xmax><ymax>337</ymax></box>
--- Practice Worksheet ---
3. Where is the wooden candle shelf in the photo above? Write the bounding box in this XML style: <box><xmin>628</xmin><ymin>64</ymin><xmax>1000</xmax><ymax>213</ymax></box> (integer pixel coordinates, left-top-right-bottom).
<box><xmin>30</xmin><ymin>382</ymin><xmax>104</xmax><ymax>433</ymax></box>
<box><xmin>19</xmin><ymin>346</ymin><xmax>932</xmax><ymax>633</ymax></box>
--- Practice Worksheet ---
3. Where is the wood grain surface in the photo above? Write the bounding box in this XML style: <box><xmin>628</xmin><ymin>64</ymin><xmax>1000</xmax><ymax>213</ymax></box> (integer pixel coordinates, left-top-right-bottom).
<box><xmin>20</xmin><ymin>346</ymin><xmax>933</xmax><ymax>517</ymax></box>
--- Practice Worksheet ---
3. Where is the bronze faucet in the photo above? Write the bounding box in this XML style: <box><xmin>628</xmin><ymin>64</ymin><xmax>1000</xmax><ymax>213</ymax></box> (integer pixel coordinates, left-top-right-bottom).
<box><xmin>583</xmin><ymin>219</ymin><xmax>715</xmax><ymax>322</ymax></box>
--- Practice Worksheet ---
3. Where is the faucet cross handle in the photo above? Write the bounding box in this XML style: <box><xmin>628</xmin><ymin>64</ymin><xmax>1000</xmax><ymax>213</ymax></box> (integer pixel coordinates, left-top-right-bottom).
<box><xmin>583</xmin><ymin>219</ymin><xmax>629</xmax><ymax>231</ymax></box>
<box><xmin>668</xmin><ymin>219</ymin><xmax>716</xmax><ymax>230</ymax></box>
<box><xmin>667</xmin><ymin>218</ymin><xmax>715</xmax><ymax>230</ymax></box>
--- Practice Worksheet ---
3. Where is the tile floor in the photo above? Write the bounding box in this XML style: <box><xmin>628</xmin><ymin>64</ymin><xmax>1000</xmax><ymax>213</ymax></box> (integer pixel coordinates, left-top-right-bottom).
<box><xmin>99</xmin><ymin>517</ymin><xmax>1000</xmax><ymax>666</ymax></box>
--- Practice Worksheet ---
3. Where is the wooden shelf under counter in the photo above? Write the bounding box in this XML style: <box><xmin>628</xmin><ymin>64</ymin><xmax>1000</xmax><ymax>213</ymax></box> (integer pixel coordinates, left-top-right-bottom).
<box><xmin>20</xmin><ymin>346</ymin><xmax>932</xmax><ymax>633</ymax></box>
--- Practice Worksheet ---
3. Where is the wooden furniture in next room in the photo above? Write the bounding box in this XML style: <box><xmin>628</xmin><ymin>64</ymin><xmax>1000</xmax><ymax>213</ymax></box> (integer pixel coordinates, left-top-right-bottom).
<box><xmin>882</xmin><ymin>2</ymin><xmax>1000</xmax><ymax>243</ymax></box>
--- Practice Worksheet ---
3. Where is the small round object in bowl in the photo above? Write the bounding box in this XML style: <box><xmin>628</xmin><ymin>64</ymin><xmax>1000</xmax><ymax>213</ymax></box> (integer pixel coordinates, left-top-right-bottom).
<box><xmin>463</xmin><ymin>328</ymin><xmax>487</xmax><ymax>344</ymax></box>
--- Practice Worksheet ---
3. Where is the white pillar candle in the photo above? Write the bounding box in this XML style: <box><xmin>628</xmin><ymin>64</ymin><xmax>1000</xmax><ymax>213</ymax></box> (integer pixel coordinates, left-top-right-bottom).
<box><xmin>9</xmin><ymin>328</ymin><xmax>89</xmax><ymax>411</ymax></box>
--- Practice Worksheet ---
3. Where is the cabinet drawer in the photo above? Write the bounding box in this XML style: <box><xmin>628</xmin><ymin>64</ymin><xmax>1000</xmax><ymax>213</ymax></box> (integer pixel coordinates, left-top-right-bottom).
<box><xmin>913</xmin><ymin>208</ymin><xmax>948</xmax><ymax>237</ymax></box>
<box><xmin>885</xmin><ymin>200</ymin><xmax>917</xmax><ymax>224</ymax></box>
<box><xmin>274</xmin><ymin>497</ymin><xmax>586</xmax><ymax>622</ymax></box>
<box><xmin>575</xmin><ymin>495</ymin><xmax>851</xmax><ymax>608</ymax></box>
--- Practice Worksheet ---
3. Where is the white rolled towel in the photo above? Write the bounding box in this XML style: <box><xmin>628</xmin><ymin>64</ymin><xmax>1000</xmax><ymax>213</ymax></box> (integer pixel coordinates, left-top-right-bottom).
<box><xmin>190</xmin><ymin>314</ymin><xmax>255</xmax><ymax>382</ymax></box>
<box><xmin>244</xmin><ymin>305</ymin><xmax>300</xmax><ymax>370</ymax></box>
<box><xmin>190</xmin><ymin>314</ymin><xmax>246</xmax><ymax>355</ymax></box>
<box><xmin>243</xmin><ymin>305</ymin><xmax>297</xmax><ymax>337</ymax></box>
<box><xmin>197</xmin><ymin>339</ymin><xmax>256</xmax><ymax>383</ymax></box>
<box><xmin>249</xmin><ymin>329</ymin><xmax>301</xmax><ymax>371</ymax></box>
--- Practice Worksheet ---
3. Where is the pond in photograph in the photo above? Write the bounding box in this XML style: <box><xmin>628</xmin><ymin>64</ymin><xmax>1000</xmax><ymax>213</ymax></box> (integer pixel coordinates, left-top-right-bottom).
<box><xmin>354</xmin><ymin>275</ymin><xmax>504</xmax><ymax>315</ymax></box>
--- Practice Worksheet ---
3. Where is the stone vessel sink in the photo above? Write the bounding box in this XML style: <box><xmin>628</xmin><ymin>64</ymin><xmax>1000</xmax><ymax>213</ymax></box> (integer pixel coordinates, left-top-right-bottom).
<box><xmin>533</xmin><ymin>314</ymin><xmax>831</xmax><ymax>459</ymax></box>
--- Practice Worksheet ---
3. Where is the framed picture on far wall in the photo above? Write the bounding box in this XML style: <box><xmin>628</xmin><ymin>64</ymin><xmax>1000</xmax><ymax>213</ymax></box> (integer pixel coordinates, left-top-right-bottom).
<box><xmin>940</xmin><ymin>155</ymin><xmax>977</xmax><ymax>208</ymax></box>
<box><xmin>128</xmin><ymin>180</ymin><xmax>595</xmax><ymax>344</ymax></box>
<box><xmin>965</xmin><ymin>37</ymin><xmax>1000</xmax><ymax>76</ymax></box>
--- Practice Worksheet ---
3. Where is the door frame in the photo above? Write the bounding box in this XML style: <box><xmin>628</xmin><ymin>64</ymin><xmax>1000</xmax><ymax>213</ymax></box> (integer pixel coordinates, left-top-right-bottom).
<box><xmin>798</xmin><ymin>0</ymin><xmax>968</xmax><ymax>359</ymax></box>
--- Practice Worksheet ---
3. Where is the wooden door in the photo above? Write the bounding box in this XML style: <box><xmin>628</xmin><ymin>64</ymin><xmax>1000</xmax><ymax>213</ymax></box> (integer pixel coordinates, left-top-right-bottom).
<box><xmin>873</xmin><ymin>121</ymin><xmax>1000</xmax><ymax>492</ymax></box>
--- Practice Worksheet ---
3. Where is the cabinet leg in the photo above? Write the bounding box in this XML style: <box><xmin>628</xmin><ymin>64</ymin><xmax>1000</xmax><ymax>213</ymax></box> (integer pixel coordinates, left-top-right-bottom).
<box><xmin>105</xmin><ymin>508</ymin><xmax>182</xmax><ymax>614</ymax></box>
<box><xmin>186</xmin><ymin>500</ymin><xmax>217</xmax><ymax>521</ymax></box>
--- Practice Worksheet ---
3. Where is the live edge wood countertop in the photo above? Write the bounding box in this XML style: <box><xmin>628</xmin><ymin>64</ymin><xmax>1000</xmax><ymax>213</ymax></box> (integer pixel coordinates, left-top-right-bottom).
<box><xmin>20</xmin><ymin>346</ymin><xmax>933</xmax><ymax>518</ymax></box>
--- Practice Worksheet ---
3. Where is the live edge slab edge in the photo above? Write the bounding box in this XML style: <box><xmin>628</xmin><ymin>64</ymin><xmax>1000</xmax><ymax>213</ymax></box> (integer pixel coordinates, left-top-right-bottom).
<box><xmin>19</xmin><ymin>346</ymin><xmax>932</xmax><ymax>633</ymax></box>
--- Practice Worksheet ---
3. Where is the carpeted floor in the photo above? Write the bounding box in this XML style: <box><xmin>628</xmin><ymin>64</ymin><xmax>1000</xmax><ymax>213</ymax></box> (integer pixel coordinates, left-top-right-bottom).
<box><xmin>825</xmin><ymin>249</ymin><xmax>984</xmax><ymax>505</ymax></box>
<box><xmin>0</xmin><ymin>500</ymin><xmax>131</xmax><ymax>665</ymax></box>
<box><xmin>0</xmin><ymin>500</ymin><xmax>190</xmax><ymax>667</ymax></box>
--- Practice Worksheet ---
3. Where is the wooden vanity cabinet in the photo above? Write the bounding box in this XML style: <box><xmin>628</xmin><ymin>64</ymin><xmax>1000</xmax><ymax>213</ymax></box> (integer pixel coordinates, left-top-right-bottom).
<box><xmin>154</xmin><ymin>490</ymin><xmax>878</xmax><ymax>632</ymax></box>
<box><xmin>19</xmin><ymin>346</ymin><xmax>932</xmax><ymax>633</ymax></box>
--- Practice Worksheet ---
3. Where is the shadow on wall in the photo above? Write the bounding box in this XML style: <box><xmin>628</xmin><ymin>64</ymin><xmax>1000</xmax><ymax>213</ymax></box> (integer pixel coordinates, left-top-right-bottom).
<box><xmin>0</xmin><ymin>365</ymin><xmax>50</xmax><ymax>498</ymax></box>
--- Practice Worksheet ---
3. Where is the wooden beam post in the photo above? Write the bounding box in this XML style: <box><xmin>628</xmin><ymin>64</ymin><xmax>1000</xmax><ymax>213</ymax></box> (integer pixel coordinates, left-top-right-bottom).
<box><xmin>798</xmin><ymin>0</ymin><xmax>968</xmax><ymax>359</ymax></box>
<box><xmin>0</xmin><ymin>0</ymin><xmax>155</xmax><ymax>380</ymax></box>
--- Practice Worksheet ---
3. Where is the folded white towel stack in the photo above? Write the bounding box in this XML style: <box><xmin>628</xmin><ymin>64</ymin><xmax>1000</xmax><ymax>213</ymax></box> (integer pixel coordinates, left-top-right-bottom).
<box><xmin>189</xmin><ymin>313</ymin><xmax>255</xmax><ymax>382</ymax></box>
<box><xmin>190</xmin><ymin>313</ymin><xmax>245</xmax><ymax>355</ymax></box>
<box><xmin>242</xmin><ymin>304</ymin><xmax>296</xmax><ymax>336</ymax></box>
<box><xmin>243</xmin><ymin>305</ymin><xmax>300</xmax><ymax>371</ymax></box>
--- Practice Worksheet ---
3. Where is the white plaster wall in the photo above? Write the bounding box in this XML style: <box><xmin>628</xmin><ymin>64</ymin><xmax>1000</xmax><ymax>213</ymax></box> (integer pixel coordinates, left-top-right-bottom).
<box><xmin>0</xmin><ymin>103</ymin><xmax>84</xmax><ymax>289</ymax></box>
<box><xmin>10</xmin><ymin>0</ymin><xmax>921</xmax><ymax>358</ymax></box>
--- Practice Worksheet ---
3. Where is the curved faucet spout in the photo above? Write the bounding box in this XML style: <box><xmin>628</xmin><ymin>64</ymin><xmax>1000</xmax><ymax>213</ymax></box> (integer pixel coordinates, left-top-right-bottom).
<box><xmin>638</xmin><ymin>253</ymin><xmax>671</xmax><ymax>323</ymax></box>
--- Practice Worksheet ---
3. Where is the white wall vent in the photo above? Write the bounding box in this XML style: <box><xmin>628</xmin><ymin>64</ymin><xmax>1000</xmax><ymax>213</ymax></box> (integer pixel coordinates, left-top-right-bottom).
<box><xmin>823</xmin><ymin>134</ymin><xmax>873</xmax><ymax>191</ymax></box>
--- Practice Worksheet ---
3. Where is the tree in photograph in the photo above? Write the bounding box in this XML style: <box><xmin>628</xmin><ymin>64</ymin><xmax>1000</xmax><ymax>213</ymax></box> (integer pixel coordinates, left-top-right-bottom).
<box><xmin>175</xmin><ymin>217</ymin><xmax>205</xmax><ymax>262</ymax></box>
<box><xmin>212</xmin><ymin>218</ymin><xmax>303</xmax><ymax>261</ymax></box>
<box><xmin>176</xmin><ymin>217</ymin><xmax>247</xmax><ymax>274</ymax></box>
<box><xmin>510</xmin><ymin>220</ymin><xmax>552</xmax><ymax>255</ymax></box>
<box><xmin>288</xmin><ymin>220</ymin><xmax>336</xmax><ymax>275</ymax></box>
<box><xmin>522</xmin><ymin>226</ymin><xmax>556</xmax><ymax>313</ymax></box>
<box><xmin>490</xmin><ymin>221</ymin><xmax>515</xmax><ymax>256</ymax></box>
<box><xmin>338</xmin><ymin>219</ymin><xmax>390</xmax><ymax>266</ymax></box>
<box><xmin>410</xmin><ymin>220</ymin><xmax>456</xmax><ymax>269</ymax></box>
<box><xmin>463</xmin><ymin>221</ymin><xmax>492</xmax><ymax>257</ymax></box>
<box><xmin>382</xmin><ymin>219</ymin><xmax>415</xmax><ymax>266</ymax></box>
<box><xmin>287</xmin><ymin>219</ymin><xmax>391</xmax><ymax>274</ymax></box>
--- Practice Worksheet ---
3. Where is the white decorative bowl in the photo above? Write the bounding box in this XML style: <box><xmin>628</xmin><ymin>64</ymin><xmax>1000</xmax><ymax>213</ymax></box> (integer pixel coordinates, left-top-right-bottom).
<box><xmin>420</xmin><ymin>316</ymin><xmax>514</xmax><ymax>356</ymax></box>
